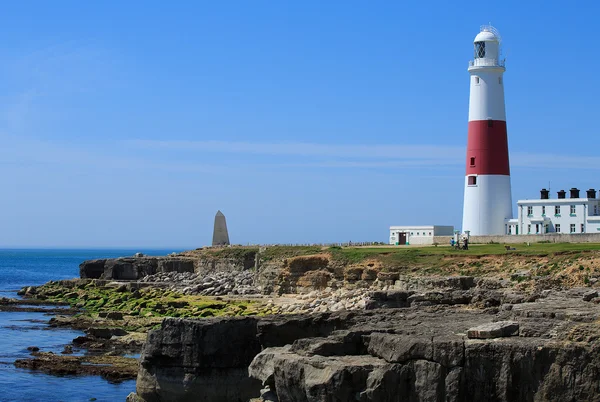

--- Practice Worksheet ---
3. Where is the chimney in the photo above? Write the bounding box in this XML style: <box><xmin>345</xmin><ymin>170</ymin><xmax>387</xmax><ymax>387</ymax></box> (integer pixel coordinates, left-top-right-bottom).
<box><xmin>587</xmin><ymin>189</ymin><xmax>596</xmax><ymax>199</ymax></box>
<box><xmin>570</xmin><ymin>188</ymin><xmax>580</xmax><ymax>198</ymax></box>
<box><xmin>540</xmin><ymin>188</ymin><xmax>549</xmax><ymax>199</ymax></box>
<box><xmin>557</xmin><ymin>190</ymin><xmax>566</xmax><ymax>199</ymax></box>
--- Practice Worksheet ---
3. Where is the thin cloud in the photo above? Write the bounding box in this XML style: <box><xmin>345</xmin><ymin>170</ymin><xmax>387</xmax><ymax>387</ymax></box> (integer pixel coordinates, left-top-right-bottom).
<box><xmin>126</xmin><ymin>139</ymin><xmax>464</xmax><ymax>160</ymax></box>
<box><xmin>511</xmin><ymin>152</ymin><xmax>600</xmax><ymax>169</ymax></box>
<box><xmin>126</xmin><ymin>139</ymin><xmax>600</xmax><ymax>170</ymax></box>
<box><xmin>280</xmin><ymin>160</ymin><xmax>459</xmax><ymax>168</ymax></box>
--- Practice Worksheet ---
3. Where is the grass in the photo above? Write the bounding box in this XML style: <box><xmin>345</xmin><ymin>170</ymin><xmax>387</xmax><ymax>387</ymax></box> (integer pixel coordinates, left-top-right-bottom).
<box><xmin>323</xmin><ymin>243</ymin><xmax>600</xmax><ymax>277</ymax></box>
<box><xmin>201</xmin><ymin>245</ymin><xmax>324</xmax><ymax>263</ymax></box>
<box><xmin>259</xmin><ymin>246</ymin><xmax>323</xmax><ymax>261</ymax></box>
<box><xmin>211</xmin><ymin>247</ymin><xmax>259</xmax><ymax>260</ymax></box>
<box><xmin>334</xmin><ymin>242</ymin><xmax>600</xmax><ymax>259</ymax></box>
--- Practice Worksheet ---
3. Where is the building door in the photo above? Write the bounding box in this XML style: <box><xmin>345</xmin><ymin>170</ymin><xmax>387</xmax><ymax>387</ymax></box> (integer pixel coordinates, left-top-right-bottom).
<box><xmin>398</xmin><ymin>232</ymin><xmax>407</xmax><ymax>245</ymax></box>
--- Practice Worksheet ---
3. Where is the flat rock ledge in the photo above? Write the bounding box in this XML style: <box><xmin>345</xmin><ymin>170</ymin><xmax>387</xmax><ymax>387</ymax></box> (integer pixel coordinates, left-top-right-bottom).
<box><xmin>15</xmin><ymin>352</ymin><xmax>138</xmax><ymax>383</ymax></box>
<box><xmin>467</xmin><ymin>321</ymin><xmax>519</xmax><ymax>339</ymax></box>
<box><xmin>133</xmin><ymin>287</ymin><xmax>600</xmax><ymax>402</ymax></box>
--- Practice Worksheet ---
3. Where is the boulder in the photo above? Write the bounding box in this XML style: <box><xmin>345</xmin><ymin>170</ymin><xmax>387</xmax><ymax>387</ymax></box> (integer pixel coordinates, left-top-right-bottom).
<box><xmin>467</xmin><ymin>321</ymin><xmax>519</xmax><ymax>339</ymax></box>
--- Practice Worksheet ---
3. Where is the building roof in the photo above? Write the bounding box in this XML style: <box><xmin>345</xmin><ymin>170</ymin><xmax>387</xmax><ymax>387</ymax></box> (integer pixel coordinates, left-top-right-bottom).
<box><xmin>390</xmin><ymin>225</ymin><xmax>435</xmax><ymax>229</ymax></box>
<box><xmin>517</xmin><ymin>198</ymin><xmax>598</xmax><ymax>204</ymax></box>
<box><xmin>389</xmin><ymin>225</ymin><xmax>452</xmax><ymax>230</ymax></box>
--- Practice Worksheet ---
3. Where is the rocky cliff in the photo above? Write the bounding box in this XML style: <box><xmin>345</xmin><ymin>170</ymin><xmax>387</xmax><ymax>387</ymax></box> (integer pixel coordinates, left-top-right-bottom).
<box><xmin>80</xmin><ymin>258</ymin><xmax>196</xmax><ymax>280</ymax></box>
<box><xmin>77</xmin><ymin>246</ymin><xmax>600</xmax><ymax>401</ymax></box>
<box><xmin>79</xmin><ymin>249</ymin><xmax>257</xmax><ymax>281</ymax></box>
<box><xmin>135</xmin><ymin>282</ymin><xmax>600</xmax><ymax>402</ymax></box>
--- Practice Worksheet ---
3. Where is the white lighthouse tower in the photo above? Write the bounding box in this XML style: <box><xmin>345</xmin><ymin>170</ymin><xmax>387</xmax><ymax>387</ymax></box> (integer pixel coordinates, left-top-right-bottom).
<box><xmin>462</xmin><ymin>25</ymin><xmax>512</xmax><ymax>236</ymax></box>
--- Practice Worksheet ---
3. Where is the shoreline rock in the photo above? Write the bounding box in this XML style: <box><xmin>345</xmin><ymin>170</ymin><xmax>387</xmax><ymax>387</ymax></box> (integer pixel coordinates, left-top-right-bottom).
<box><xmin>19</xmin><ymin>246</ymin><xmax>600</xmax><ymax>400</ymax></box>
<box><xmin>135</xmin><ymin>286</ymin><xmax>600</xmax><ymax>402</ymax></box>
<box><xmin>14</xmin><ymin>352</ymin><xmax>138</xmax><ymax>383</ymax></box>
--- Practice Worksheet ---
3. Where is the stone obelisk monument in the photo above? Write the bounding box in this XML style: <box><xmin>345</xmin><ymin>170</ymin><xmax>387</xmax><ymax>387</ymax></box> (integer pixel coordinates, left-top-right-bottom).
<box><xmin>212</xmin><ymin>210</ymin><xmax>230</xmax><ymax>246</ymax></box>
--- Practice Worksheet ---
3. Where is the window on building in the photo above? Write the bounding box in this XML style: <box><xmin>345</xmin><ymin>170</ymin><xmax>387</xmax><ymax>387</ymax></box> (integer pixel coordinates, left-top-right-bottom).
<box><xmin>411</xmin><ymin>232</ymin><xmax>413</xmax><ymax>235</ymax></box>
<box><xmin>536</xmin><ymin>224</ymin><xmax>540</xmax><ymax>234</ymax></box>
<box><xmin>417</xmin><ymin>232</ymin><xmax>420</xmax><ymax>235</ymax></box>
<box><xmin>556</xmin><ymin>224</ymin><xmax>561</xmax><ymax>233</ymax></box>
<box><xmin>570</xmin><ymin>224</ymin><xmax>576</xmax><ymax>233</ymax></box>
<box><xmin>527</xmin><ymin>224</ymin><xmax>531</xmax><ymax>234</ymax></box>
<box><xmin>470</xmin><ymin>157</ymin><xmax>475</xmax><ymax>166</ymax></box>
<box><xmin>508</xmin><ymin>226</ymin><xmax>512</xmax><ymax>235</ymax></box>
<box><xmin>570</xmin><ymin>205</ymin><xmax>576</xmax><ymax>214</ymax></box>
<box><xmin>542</xmin><ymin>206</ymin><xmax>546</xmax><ymax>215</ymax></box>
<box><xmin>499</xmin><ymin>77</ymin><xmax>503</xmax><ymax>85</ymax></box>
<box><xmin>527</xmin><ymin>206</ymin><xmax>533</xmax><ymax>216</ymax></box>
<box><xmin>474</xmin><ymin>41</ymin><xmax>485</xmax><ymax>58</ymax></box>
<box><xmin>545</xmin><ymin>224</ymin><xmax>549</xmax><ymax>233</ymax></box>
<box><xmin>555</xmin><ymin>206</ymin><xmax>561</xmax><ymax>215</ymax></box>
<box><xmin>475</xmin><ymin>76</ymin><xmax>480</xmax><ymax>84</ymax></box>
<box><xmin>468</xmin><ymin>176</ymin><xmax>477</xmax><ymax>185</ymax></box>
<box><xmin>487</xmin><ymin>119</ymin><xmax>493</xmax><ymax>128</ymax></box>
<box><xmin>428</xmin><ymin>232</ymin><xmax>432</xmax><ymax>236</ymax></box>
<box><xmin>581</xmin><ymin>224</ymin><xmax>585</xmax><ymax>233</ymax></box>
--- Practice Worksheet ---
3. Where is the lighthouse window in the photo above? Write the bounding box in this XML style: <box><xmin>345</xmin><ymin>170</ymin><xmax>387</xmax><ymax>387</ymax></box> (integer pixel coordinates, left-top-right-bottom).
<box><xmin>487</xmin><ymin>119</ymin><xmax>493</xmax><ymax>128</ymax></box>
<box><xmin>470</xmin><ymin>157</ymin><xmax>475</xmax><ymax>166</ymax></box>
<box><xmin>475</xmin><ymin>76</ymin><xmax>480</xmax><ymax>84</ymax></box>
<box><xmin>474</xmin><ymin>41</ymin><xmax>485</xmax><ymax>58</ymax></box>
<box><xmin>468</xmin><ymin>176</ymin><xmax>477</xmax><ymax>185</ymax></box>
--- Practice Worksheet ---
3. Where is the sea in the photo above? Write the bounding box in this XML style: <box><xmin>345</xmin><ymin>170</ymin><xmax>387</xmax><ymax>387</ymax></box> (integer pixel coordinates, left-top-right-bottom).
<box><xmin>0</xmin><ymin>249</ymin><xmax>180</xmax><ymax>402</ymax></box>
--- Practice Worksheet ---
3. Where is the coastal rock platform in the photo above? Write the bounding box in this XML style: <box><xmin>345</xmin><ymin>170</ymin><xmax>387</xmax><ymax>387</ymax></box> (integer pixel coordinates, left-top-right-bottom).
<box><xmin>135</xmin><ymin>288</ymin><xmax>600</xmax><ymax>402</ymax></box>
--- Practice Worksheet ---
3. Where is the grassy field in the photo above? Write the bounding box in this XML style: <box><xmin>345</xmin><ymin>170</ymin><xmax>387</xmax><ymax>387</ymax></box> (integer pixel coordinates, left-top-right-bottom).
<box><xmin>201</xmin><ymin>243</ymin><xmax>600</xmax><ymax>263</ymax></box>
<box><xmin>192</xmin><ymin>242</ymin><xmax>600</xmax><ymax>285</ymax></box>
<box><xmin>336</xmin><ymin>242</ymin><xmax>600</xmax><ymax>259</ymax></box>
<box><xmin>326</xmin><ymin>243</ymin><xmax>600</xmax><ymax>276</ymax></box>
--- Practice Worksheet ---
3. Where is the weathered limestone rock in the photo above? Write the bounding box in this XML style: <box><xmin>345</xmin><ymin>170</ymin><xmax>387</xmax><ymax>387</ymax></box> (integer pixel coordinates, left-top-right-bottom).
<box><xmin>79</xmin><ymin>259</ymin><xmax>107</xmax><ymax>279</ymax></box>
<box><xmin>79</xmin><ymin>257</ymin><xmax>195</xmax><ymax>280</ymax></box>
<box><xmin>137</xmin><ymin>317</ymin><xmax>263</xmax><ymax>402</ymax></box>
<box><xmin>467</xmin><ymin>321</ymin><xmax>519</xmax><ymax>339</ymax></box>
<box><xmin>136</xmin><ymin>288</ymin><xmax>600</xmax><ymax>402</ymax></box>
<box><xmin>583</xmin><ymin>290</ymin><xmax>598</xmax><ymax>302</ymax></box>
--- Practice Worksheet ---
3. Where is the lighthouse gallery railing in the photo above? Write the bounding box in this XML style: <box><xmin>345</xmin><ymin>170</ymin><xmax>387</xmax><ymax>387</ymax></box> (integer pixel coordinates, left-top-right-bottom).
<box><xmin>469</xmin><ymin>59</ymin><xmax>506</xmax><ymax>67</ymax></box>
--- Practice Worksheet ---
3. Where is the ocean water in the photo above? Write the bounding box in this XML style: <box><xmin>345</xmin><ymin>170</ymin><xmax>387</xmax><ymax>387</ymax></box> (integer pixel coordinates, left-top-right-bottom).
<box><xmin>0</xmin><ymin>249</ymin><xmax>179</xmax><ymax>402</ymax></box>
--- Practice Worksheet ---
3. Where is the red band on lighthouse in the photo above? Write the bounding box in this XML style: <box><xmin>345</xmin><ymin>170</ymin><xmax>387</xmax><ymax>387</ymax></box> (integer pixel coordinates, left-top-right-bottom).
<box><xmin>465</xmin><ymin>120</ymin><xmax>510</xmax><ymax>176</ymax></box>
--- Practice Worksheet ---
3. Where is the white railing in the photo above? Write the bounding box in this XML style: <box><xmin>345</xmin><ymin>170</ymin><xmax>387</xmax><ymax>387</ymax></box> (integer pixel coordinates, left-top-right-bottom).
<box><xmin>233</xmin><ymin>241</ymin><xmax>386</xmax><ymax>248</ymax></box>
<box><xmin>469</xmin><ymin>58</ymin><xmax>506</xmax><ymax>68</ymax></box>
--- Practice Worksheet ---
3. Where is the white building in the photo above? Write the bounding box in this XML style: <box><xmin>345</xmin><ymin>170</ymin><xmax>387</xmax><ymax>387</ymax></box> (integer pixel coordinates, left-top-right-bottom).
<box><xmin>389</xmin><ymin>226</ymin><xmax>454</xmax><ymax>245</ymax></box>
<box><xmin>507</xmin><ymin>188</ymin><xmax>600</xmax><ymax>235</ymax></box>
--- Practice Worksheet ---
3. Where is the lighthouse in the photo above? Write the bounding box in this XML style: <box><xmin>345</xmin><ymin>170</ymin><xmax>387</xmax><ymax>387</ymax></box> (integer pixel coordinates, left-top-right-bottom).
<box><xmin>462</xmin><ymin>25</ymin><xmax>512</xmax><ymax>236</ymax></box>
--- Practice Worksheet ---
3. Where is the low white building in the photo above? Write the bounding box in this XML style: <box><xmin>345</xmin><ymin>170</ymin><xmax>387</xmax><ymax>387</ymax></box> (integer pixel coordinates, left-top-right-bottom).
<box><xmin>507</xmin><ymin>188</ymin><xmax>600</xmax><ymax>235</ymax></box>
<box><xmin>389</xmin><ymin>225</ymin><xmax>454</xmax><ymax>245</ymax></box>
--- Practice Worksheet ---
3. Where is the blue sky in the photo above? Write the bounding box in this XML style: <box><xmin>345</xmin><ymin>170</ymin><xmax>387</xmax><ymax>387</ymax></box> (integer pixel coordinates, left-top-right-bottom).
<box><xmin>1</xmin><ymin>1</ymin><xmax>599</xmax><ymax>248</ymax></box>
